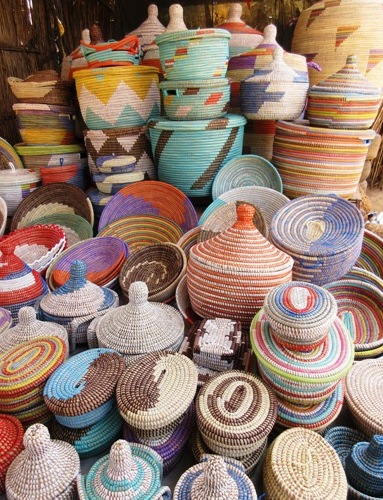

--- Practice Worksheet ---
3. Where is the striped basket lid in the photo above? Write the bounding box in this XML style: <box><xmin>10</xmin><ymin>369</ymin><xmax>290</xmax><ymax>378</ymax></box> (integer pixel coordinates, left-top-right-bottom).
<box><xmin>39</xmin><ymin>260</ymin><xmax>118</xmax><ymax>318</ymax></box>
<box><xmin>96</xmin><ymin>281</ymin><xmax>185</xmax><ymax>357</ymax></box>
<box><xmin>117</xmin><ymin>351</ymin><xmax>198</xmax><ymax>431</ymax></box>
<box><xmin>0</xmin><ymin>306</ymin><xmax>68</xmax><ymax>354</ymax></box>
<box><xmin>128</xmin><ymin>4</ymin><xmax>166</xmax><ymax>49</ymax></box>
<box><xmin>173</xmin><ymin>455</ymin><xmax>258</xmax><ymax>500</ymax></box>
<box><xmin>251</xmin><ymin>309</ymin><xmax>355</xmax><ymax>386</ymax></box>
<box><xmin>263</xmin><ymin>428</ymin><xmax>348</xmax><ymax>500</ymax></box>
<box><xmin>0</xmin><ymin>414</ymin><xmax>24</xmax><ymax>493</ymax></box>
<box><xmin>0</xmin><ymin>337</ymin><xmax>66</xmax><ymax>400</ymax></box>
<box><xmin>263</xmin><ymin>281</ymin><xmax>338</xmax><ymax>350</ymax></box>
<box><xmin>5</xmin><ymin>423</ymin><xmax>80</xmax><ymax>500</ymax></box>
<box><xmin>345</xmin><ymin>358</ymin><xmax>383</xmax><ymax>436</ymax></box>
<box><xmin>43</xmin><ymin>348</ymin><xmax>125</xmax><ymax>417</ymax></box>
<box><xmin>196</xmin><ymin>370</ymin><xmax>277</xmax><ymax>458</ymax></box>
<box><xmin>77</xmin><ymin>440</ymin><xmax>170</xmax><ymax>500</ymax></box>
<box><xmin>187</xmin><ymin>203</ymin><xmax>293</xmax><ymax>326</ymax></box>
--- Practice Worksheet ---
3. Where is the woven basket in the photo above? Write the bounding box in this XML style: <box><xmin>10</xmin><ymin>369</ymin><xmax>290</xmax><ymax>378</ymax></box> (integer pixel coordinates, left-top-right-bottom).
<box><xmin>40</xmin><ymin>161</ymin><xmax>88</xmax><ymax>190</ymax></box>
<box><xmin>95</xmin><ymin>281</ymin><xmax>185</xmax><ymax>358</ymax></box>
<box><xmin>346</xmin><ymin>435</ymin><xmax>383</xmax><ymax>497</ymax></box>
<box><xmin>196</xmin><ymin>370</ymin><xmax>277</xmax><ymax>458</ymax></box>
<box><xmin>0</xmin><ymin>167</ymin><xmax>41</xmax><ymax>217</ymax></box>
<box><xmin>212</xmin><ymin>154</ymin><xmax>283</xmax><ymax>200</ymax></box>
<box><xmin>10</xmin><ymin>183</ymin><xmax>94</xmax><ymax>231</ymax></box>
<box><xmin>5</xmin><ymin>423</ymin><xmax>80</xmax><ymax>499</ymax></box>
<box><xmin>242</xmin><ymin>119</ymin><xmax>276</xmax><ymax>161</ymax></box>
<box><xmin>8</xmin><ymin>72</ymin><xmax>74</xmax><ymax>106</ymax></box>
<box><xmin>92</xmin><ymin>170</ymin><xmax>144</xmax><ymax>194</ymax></box>
<box><xmin>119</xmin><ymin>242</ymin><xmax>187</xmax><ymax>303</ymax></box>
<box><xmin>176</xmin><ymin>226</ymin><xmax>200</xmax><ymax>260</ymax></box>
<box><xmin>160</xmin><ymin>78</ymin><xmax>230</xmax><ymax>121</ymax></box>
<box><xmin>156</xmin><ymin>28</ymin><xmax>230</xmax><ymax>81</ymax></box>
<box><xmin>263</xmin><ymin>428</ymin><xmax>348</xmax><ymax>499</ymax></box>
<box><xmin>14</xmin><ymin>143</ymin><xmax>84</xmax><ymax>170</ymax></box>
<box><xmin>187</xmin><ymin>203</ymin><xmax>293</xmax><ymax>326</ymax></box>
<box><xmin>0</xmin><ymin>137</ymin><xmax>23</xmax><ymax>170</ymax></box>
<box><xmin>355</xmin><ymin>229</ymin><xmax>383</xmax><ymax>279</ymax></box>
<box><xmin>95</xmin><ymin>154</ymin><xmax>136</xmax><ymax>174</ymax></box>
<box><xmin>128</xmin><ymin>4</ymin><xmax>165</xmax><ymax>49</ymax></box>
<box><xmin>240</xmin><ymin>46</ymin><xmax>309</xmax><ymax>121</ymax></box>
<box><xmin>80</xmin><ymin>34</ymin><xmax>140</xmax><ymax>68</ymax></box>
<box><xmin>84</xmin><ymin>125</ymin><xmax>156</xmax><ymax>179</ymax></box>
<box><xmin>98</xmin><ymin>180</ymin><xmax>198</xmax><ymax>233</ymax></box>
<box><xmin>0</xmin><ymin>414</ymin><xmax>24</xmax><ymax>493</ymax></box>
<box><xmin>270</xmin><ymin>194</ymin><xmax>365</xmax><ymax>285</ymax></box>
<box><xmin>148</xmin><ymin>114</ymin><xmax>246</xmax><ymax>198</ymax></box>
<box><xmin>74</xmin><ymin>66</ymin><xmax>160</xmax><ymax>129</ymax></box>
<box><xmin>291</xmin><ymin>0</ymin><xmax>383</xmax><ymax>89</ymax></box>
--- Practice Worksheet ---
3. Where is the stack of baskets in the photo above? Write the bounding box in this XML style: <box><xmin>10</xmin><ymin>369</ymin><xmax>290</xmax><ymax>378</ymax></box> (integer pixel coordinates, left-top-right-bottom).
<box><xmin>251</xmin><ymin>281</ymin><xmax>355</xmax><ymax>432</ymax></box>
<box><xmin>149</xmin><ymin>27</ymin><xmax>246</xmax><ymax>199</ymax></box>
<box><xmin>8</xmin><ymin>70</ymin><xmax>89</xmax><ymax>190</ymax></box>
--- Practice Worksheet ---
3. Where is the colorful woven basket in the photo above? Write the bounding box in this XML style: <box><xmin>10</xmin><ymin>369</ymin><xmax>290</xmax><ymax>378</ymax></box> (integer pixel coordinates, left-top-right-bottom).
<box><xmin>98</xmin><ymin>180</ymin><xmax>198</xmax><ymax>233</ymax></box>
<box><xmin>74</xmin><ymin>66</ymin><xmax>160</xmax><ymax>129</ymax></box>
<box><xmin>119</xmin><ymin>242</ymin><xmax>187</xmax><ymax>303</ymax></box>
<box><xmin>156</xmin><ymin>28</ymin><xmax>230</xmax><ymax>80</ymax></box>
<box><xmin>95</xmin><ymin>154</ymin><xmax>136</xmax><ymax>174</ymax></box>
<box><xmin>77</xmin><ymin>440</ymin><xmax>171</xmax><ymax>500</ymax></box>
<box><xmin>306</xmin><ymin>54</ymin><xmax>382</xmax><ymax>129</ymax></box>
<box><xmin>80</xmin><ymin>34</ymin><xmax>140</xmax><ymax>68</ymax></box>
<box><xmin>40</xmin><ymin>161</ymin><xmax>89</xmax><ymax>190</ymax></box>
<box><xmin>346</xmin><ymin>435</ymin><xmax>383</xmax><ymax>497</ymax></box>
<box><xmin>211</xmin><ymin>154</ymin><xmax>283</xmax><ymax>200</ymax></box>
<box><xmin>176</xmin><ymin>226</ymin><xmax>201</xmax><ymax>259</ymax></box>
<box><xmin>356</xmin><ymin>229</ymin><xmax>383</xmax><ymax>279</ymax></box>
<box><xmin>187</xmin><ymin>203</ymin><xmax>293</xmax><ymax>327</ymax></box>
<box><xmin>128</xmin><ymin>4</ymin><xmax>165</xmax><ymax>49</ymax></box>
<box><xmin>95</xmin><ymin>281</ymin><xmax>185</xmax><ymax>359</ymax></box>
<box><xmin>0</xmin><ymin>167</ymin><xmax>41</xmax><ymax>217</ymax></box>
<box><xmin>160</xmin><ymin>78</ymin><xmax>230</xmax><ymax>120</ymax></box>
<box><xmin>0</xmin><ymin>137</ymin><xmax>23</xmax><ymax>170</ymax></box>
<box><xmin>263</xmin><ymin>428</ymin><xmax>348</xmax><ymax>499</ymax></box>
<box><xmin>0</xmin><ymin>414</ymin><xmax>24</xmax><ymax>493</ymax></box>
<box><xmin>14</xmin><ymin>142</ymin><xmax>84</xmax><ymax>171</ymax></box>
<box><xmin>5</xmin><ymin>423</ymin><xmax>80</xmax><ymax>500</ymax></box>
<box><xmin>240</xmin><ymin>46</ymin><xmax>309</xmax><ymax>121</ymax></box>
<box><xmin>10</xmin><ymin>183</ymin><xmax>94</xmax><ymax>231</ymax></box>
<box><xmin>84</xmin><ymin>125</ymin><xmax>156</xmax><ymax>179</ymax></box>
<box><xmin>272</xmin><ymin>120</ymin><xmax>375</xmax><ymax>199</ymax></box>
<box><xmin>270</xmin><ymin>194</ymin><xmax>365</xmax><ymax>285</ymax></box>
<box><xmin>196</xmin><ymin>370</ymin><xmax>277</xmax><ymax>458</ymax></box>
<box><xmin>92</xmin><ymin>170</ymin><xmax>144</xmax><ymax>194</ymax></box>
<box><xmin>148</xmin><ymin>114</ymin><xmax>246</xmax><ymax>198</ymax></box>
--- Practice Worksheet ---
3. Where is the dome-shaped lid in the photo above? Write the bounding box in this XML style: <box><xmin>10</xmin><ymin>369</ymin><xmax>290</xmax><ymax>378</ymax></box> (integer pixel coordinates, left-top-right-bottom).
<box><xmin>173</xmin><ymin>455</ymin><xmax>258</xmax><ymax>500</ymax></box>
<box><xmin>0</xmin><ymin>306</ymin><xmax>68</xmax><ymax>353</ymax></box>
<box><xmin>117</xmin><ymin>351</ymin><xmax>198</xmax><ymax>431</ymax></box>
<box><xmin>0</xmin><ymin>414</ymin><xmax>24</xmax><ymax>469</ymax></box>
<box><xmin>39</xmin><ymin>260</ymin><xmax>117</xmax><ymax>318</ymax></box>
<box><xmin>96</xmin><ymin>281</ymin><xmax>184</xmax><ymax>356</ymax></box>
<box><xmin>219</xmin><ymin>3</ymin><xmax>261</xmax><ymax>35</ymax></box>
<box><xmin>77</xmin><ymin>440</ymin><xmax>170</xmax><ymax>499</ymax></box>
<box><xmin>5</xmin><ymin>424</ymin><xmax>80</xmax><ymax>499</ymax></box>
<box><xmin>189</xmin><ymin>203</ymin><xmax>293</xmax><ymax>276</ymax></box>
<box><xmin>129</xmin><ymin>4</ymin><xmax>166</xmax><ymax>48</ymax></box>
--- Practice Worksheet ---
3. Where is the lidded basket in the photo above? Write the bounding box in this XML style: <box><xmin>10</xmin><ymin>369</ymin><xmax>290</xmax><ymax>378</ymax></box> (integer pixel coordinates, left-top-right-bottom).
<box><xmin>187</xmin><ymin>203</ymin><xmax>293</xmax><ymax>327</ymax></box>
<box><xmin>128</xmin><ymin>4</ymin><xmax>165</xmax><ymax>49</ymax></box>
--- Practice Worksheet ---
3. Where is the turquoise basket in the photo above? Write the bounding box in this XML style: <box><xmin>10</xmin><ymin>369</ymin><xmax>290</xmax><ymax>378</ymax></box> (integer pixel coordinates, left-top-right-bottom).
<box><xmin>148</xmin><ymin>114</ymin><xmax>246</xmax><ymax>198</ymax></box>
<box><xmin>155</xmin><ymin>28</ymin><xmax>231</xmax><ymax>81</ymax></box>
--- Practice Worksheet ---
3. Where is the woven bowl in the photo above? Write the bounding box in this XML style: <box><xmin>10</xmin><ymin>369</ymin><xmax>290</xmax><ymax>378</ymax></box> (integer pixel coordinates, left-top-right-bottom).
<box><xmin>0</xmin><ymin>137</ymin><xmax>24</xmax><ymax>170</ymax></box>
<box><xmin>39</xmin><ymin>162</ymin><xmax>88</xmax><ymax>190</ymax></box>
<box><xmin>8</xmin><ymin>74</ymin><xmax>74</xmax><ymax>105</ymax></box>
<box><xmin>119</xmin><ymin>242</ymin><xmax>187</xmax><ymax>303</ymax></box>
<box><xmin>356</xmin><ymin>229</ymin><xmax>383</xmax><ymax>280</ymax></box>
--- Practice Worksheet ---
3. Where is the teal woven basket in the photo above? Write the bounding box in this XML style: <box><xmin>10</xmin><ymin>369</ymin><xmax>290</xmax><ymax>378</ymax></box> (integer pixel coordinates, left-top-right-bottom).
<box><xmin>155</xmin><ymin>28</ymin><xmax>231</xmax><ymax>80</ymax></box>
<box><xmin>148</xmin><ymin>114</ymin><xmax>246</xmax><ymax>198</ymax></box>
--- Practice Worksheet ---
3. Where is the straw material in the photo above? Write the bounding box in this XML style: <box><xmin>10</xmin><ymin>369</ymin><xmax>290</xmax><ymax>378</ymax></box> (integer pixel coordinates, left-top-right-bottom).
<box><xmin>160</xmin><ymin>78</ymin><xmax>230</xmax><ymax>121</ymax></box>
<box><xmin>10</xmin><ymin>183</ymin><xmax>94</xmax><ymax>231</ymax></box>
<box><xmin>175</xmin><ymin>275</ymin><xmax>202</xmax><ymax>324</ymax></box>
<box><xmin>119</xmin><ymin>242</ymin><xmax>187</xmax><ymax>303</ymax></box>
<box><xmin>95</xmin><ymin>281</ymin><xmax>185</xmax><ymax>358</ymax></box>
<box><xmin>148</xmin><ymin>115</ymin><xmax>246</xmax><ymax>198</ymax></box>
<box><xmin>173</xmin><ymin>455</ymin><xmax>258</xmax><ymax>500</ymax></box>
<box><xmin>98</xmin><ymin>214</ymin><xmax>183</xmax><ymax>253</ymax></box>
<box><xmin>263</xmin><ymin>427</ymin><xmax>348</xmax><ymax>500</ymax></box>
<box><xmin>98</xmin><ymin>180</ymin><xmax>198</xmax><ymax>233</ymax></box>
<box><xmin>0</xmin><ymin>414</ymin><xmax>24</xmax><ymax>493</ymax></box>
<box><xmin>77</xmin><ymin>440</ymin><xmax>170</xmax><ymax>500</ymax></box>
<box><xmin>128</xmin><ymin>4</ymin><xmax>165</xmax><ymax>49</ymax></box>
<box><xmin>270</xmin><ymin>194</ymin><xmax>365</xmax><ymax>285</ymax></box>
<box><xmin>345</xmin><ymin>358</ymin><xmax>383</xmax><ymax>436</ymax></box>
<box><xmin>212</xmin><ymin>154</ymin><xmax>282</xmax><ymax>201</ymax></box>
<box><xmin>187</xmin><ymin>203</ymin><xmax>293</xmax><ymax>326</ymax></box>
<box><xmin>0</xmin><ymin>168</ymin><xmax>41</xmax><ymax>217</ymax></box>
<box><xmin>74</xmin><ymin>66</ymin><xmax>160</xmax><ymax>129</ymax></box>
<box><xmin>0</xmin><ymin>138</ymin><xmax>23</xmax><ymax>170</ymax></box>
<box><xmin>355</xmin><ymin>229</ymin><xmax>383</xmax><ymax>279</ymax></box>
<box><xmin>5</xmin><ymin>423</ymin><xmax>80</xmax><ymax>500</ymax></box>
<box><xmin>156</xmin><ymin>28</ymin><xmax>230</xmax><ymax>81</ymax></box>
<box><xmin>0</xmin><ymin>306</ymin><xmax>68</xmax><ymax>354</ymax></box>
<box><xmin>274</xmin><ymin>118</ymin><xmax>375</xmax><ymax>197</ymax></box>
<box><xmin>93</xmin><ymin>170</ymin><xmax>144</xmax><ymax>194</ymax></box>
<box><xmin>95</xmin><ymin>154</ymin><xmax>136</xmax><ymax>174</ymax></box>
<box><xmin>117</xmin><ymin>350</ymin><xmax>198</xmax><ymax>431</ymax></box>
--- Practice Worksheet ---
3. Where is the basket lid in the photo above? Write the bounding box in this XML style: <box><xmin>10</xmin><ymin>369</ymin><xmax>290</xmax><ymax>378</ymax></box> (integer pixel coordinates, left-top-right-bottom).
<box><xmin>96</xmin><ymin>281</ymin><xmax>185</xmax><ymax>356</ymax></box>
<box><xmin>148</xmin><ymin>113</ymin><xmax>246</xmax><ymax>131</ymax></box>
<box><xmin>5</xmin><ymin>424</ymin><xmax>80</xmax><ymax>499</ymax></box>
<box><xmin>0</xmin><ymin>306</ymin><xmax>68</xmax><ymax>354</ymax></box>
<box><xmin>218</xmin><ymin>3</ymin><xmax>262</xmax><ymax>36</ymax></box>
<box><xmin>156</xmin><ymin>28</ymin><xmax>230</xmax><ymax>46</ymax></box>
<box><xmin>159</xmin><ymin>78</ymin><xmax>229</xmax><ymax>89</ymax></box>
<box><xmin>128</xmin><ymin>4</ymin><xmax>166</xmax><ymax>48</ymax></box>
<box><xmin>78</xmin><ymin>440</ymin><xmax>169</xmax><ymax>499</ymax></box>
<box><xmin>43</xmin><ymin>348</ymin><xmax>125</xmax><ymax>417</ymax></box>
<box><xmin>117</xmin><ymin>351</ymin><xmax>198</xmax><ymax>430</ymax></box>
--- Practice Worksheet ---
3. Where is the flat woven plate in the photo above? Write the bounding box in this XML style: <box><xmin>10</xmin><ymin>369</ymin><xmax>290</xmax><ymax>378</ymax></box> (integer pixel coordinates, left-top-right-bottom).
<box><xmin>355</xmin><ymin>229</ymin><xmax>383</xmax><ymax>279</ymax></box>
<box><xmin>0</xmin><ymin>138</ymin><xmax>23</xmax><ymax>170</ymax></box>
<box><xmin>98</xmin><ymin>214</ymin><xmax>183</xmax><ymax>253</ymax></box>
<box><xmin>10</xmin><ymin>183</ymin><xmax>94</xmax><ymax>231</ymax></box>
<box><xmin>212</xmin><ymin>154</ymin><xmax>283</xmax><ymax>200</ymax></box>
<box><xmin>98</xmin><ymin>180</ymin><xmax>198</xmax><ymax>233</ymax></box>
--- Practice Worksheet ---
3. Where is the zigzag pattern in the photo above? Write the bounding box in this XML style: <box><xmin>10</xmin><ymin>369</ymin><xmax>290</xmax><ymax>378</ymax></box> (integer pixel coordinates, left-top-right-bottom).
<box><xmin>366</xmin><ymin>49</ymin><xmax>383</xmax><ymax>73</ymax></box>
<box><xmin>335</xmin><ymin>25</ymin><xmax>360</xmax><ymax>49</ymax></box>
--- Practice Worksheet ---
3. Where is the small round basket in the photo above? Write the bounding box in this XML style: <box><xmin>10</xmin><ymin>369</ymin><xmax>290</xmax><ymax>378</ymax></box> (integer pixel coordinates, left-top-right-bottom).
<box><xmin>40</xmin><ymin>161</ymin><xmax>88</xmax><ymax>190</ymax></box>
<box><xmin>13</xmin><ymin>143</ymin><xmax>84</xmax><ymax>170</ymax></box>
<box><xmin>0</xmin><ymin>167</ymin><xmax>41</xmax><ymax>217</ymax></box>
<box><xmin>92</xmin><ymin>170</ymin><xmax>144</xmax><ymax>194</ymax></box>
<box><xmin>119</xmin><ymin>242</ymin><xmax>187</xmax><ymax>303</ymax></box>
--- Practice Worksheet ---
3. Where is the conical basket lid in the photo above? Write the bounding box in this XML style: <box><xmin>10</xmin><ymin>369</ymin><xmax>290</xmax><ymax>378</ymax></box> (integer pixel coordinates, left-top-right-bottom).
<box><xmin>128</xmin><ymin>4</ymin><xmax>166</xmax><ymax>48</ymax></box>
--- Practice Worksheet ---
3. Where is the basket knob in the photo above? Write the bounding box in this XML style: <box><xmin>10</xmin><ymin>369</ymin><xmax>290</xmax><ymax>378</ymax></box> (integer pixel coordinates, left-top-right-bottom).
<box><xmin>107</xmin><ymin>440</ymin><xmax>137</xmax><ymax>482</ymax></box>
<box><xmin>0</xmin><ymin>243</ymin><xmax>15</xmax><ymax>256</ymax></box>
<box><xmin>346</xmin><ymin>54</ymin><xmax>358</xmax><ymax>66</ymax></box>
<box><xmin>190</xmin><ymin>457</ymin><xmax>237</xmax><ymax>498</ymax></box>
<box><xmin>18</xmin><ymin>306</ymin><xmax>37</xmax><ymax>326</ymax></box>
<box><xmin>227</xmin><ymin>3</ymin><xmax>243</xmax><ymax>22</ymax></box>
<box><xmin>233</xmin><ymin>203</ymin><xmax>256</xmax><ymax>230</ymax></box>
<box><xmin>148</xmin><ymin>4</ymin><xmax>159</xmax><ymax>17</ymax></box>
<box><xmin>129</xmin><ymin>281</ymin><xmax>149</xmax><ymax>306</ymax></box>
<box><xmin>262</xmin><ymin>24</ymin><xmax>277</xmax><ymax>44</ymax></box>
<box><xmin>166</xmin><ymin>3</ymin><xmax>187</xmax><ymax>32</ymax></box>
<box><xmin>24</xmin><ymin>424</ymin><xmax>51</xmax><ymax>456</ymax></box>
<box><xmin>66</xmin><ymin>260</ymin><xmax>88</xmax><ymax>289</ymax></box>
